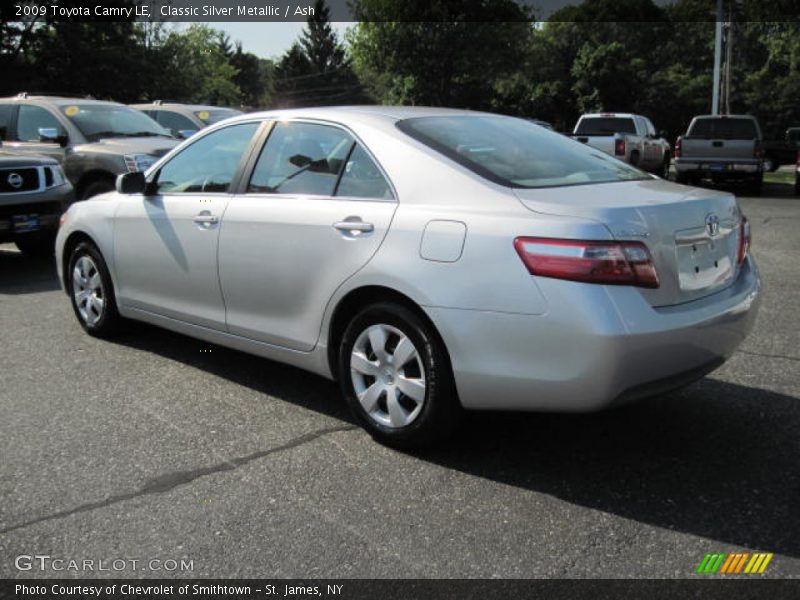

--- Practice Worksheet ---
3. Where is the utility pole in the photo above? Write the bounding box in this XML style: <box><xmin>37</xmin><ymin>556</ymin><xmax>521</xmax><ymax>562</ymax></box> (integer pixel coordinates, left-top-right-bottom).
<box><xmin>712</xmin><ymin>0</ymin><xmax>723</xmax><ymax>115</ymax></box>
<box><xmin>722</xmin><ymin>3</ymin><xmax>734</xmax><ymax>114</ymax></box>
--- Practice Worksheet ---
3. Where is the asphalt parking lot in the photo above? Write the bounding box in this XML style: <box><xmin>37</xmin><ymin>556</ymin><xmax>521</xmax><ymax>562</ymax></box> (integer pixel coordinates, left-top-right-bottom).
<box><xmin>1</xmin><ymin>183</ymin><xmax>798</xmax><ymax>579</ymax></box>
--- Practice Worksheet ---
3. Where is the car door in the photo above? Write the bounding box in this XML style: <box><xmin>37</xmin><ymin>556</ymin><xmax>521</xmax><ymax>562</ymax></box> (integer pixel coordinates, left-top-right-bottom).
<box><xmin>114</xmin><ymin>121</ymin><xmax>260</xmax><ymax>329</ymax></box>
<box><xmin>5</xmin><ymin>104</ymin><xmax>69</xmax><ymax>164</ymax></box>
<box><xmin>218</xmin><ymin>120</ymin><xmax>398</xmax><ymax>351</ymax></box>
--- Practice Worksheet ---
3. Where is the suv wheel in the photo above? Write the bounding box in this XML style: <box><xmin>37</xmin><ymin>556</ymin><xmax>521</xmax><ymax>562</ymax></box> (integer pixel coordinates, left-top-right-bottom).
<box><xmin>81</xmin><ymin>178</ymin><xmax>115</xmax><ymax>200</ymax></box>
<box><xmin>338</xmin><ymin>302</ymin><xmax>461</xmax><ymax>448</ymax></box>
<box><xmin>67</xmin><ymin>241</ymin><xmax>122</xmax><ymax>337</ymax></box>
<box><xmin>15</xmin><ymin>234</ymin><xmax>56</xmax><ymax>257</ymax></box>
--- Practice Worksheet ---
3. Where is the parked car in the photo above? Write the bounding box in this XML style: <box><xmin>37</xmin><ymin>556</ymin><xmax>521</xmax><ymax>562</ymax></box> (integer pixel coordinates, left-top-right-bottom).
<box><xmin>572</xmin><ymin>112</ymin><xmax>672</xmax><ymax>177</ymax></box>
<box><xmin>762</xmin><ymin>126</ymin><xmax>800</xmax><ymax>172</ymax></box>
<box><xmin>795</xmin><ymin>150</ymin><xmax>799</xmax><ymax>196</ymax></box>
<box><xmin>56</xmin><ymin>107</ymin><xmax>761</xmax><ymax>447</ymax></box>
<box><xmin>0</xmin><ymin>94</ymin><xmax>180</xmax><ymax>199</ymax></box>
<box><xmin>130</xmin><ymin>101</ymin><xmax>244</xmax><ymax>138</ymax></box>
<box><xmin>0</xmin><ymin>144</ymin><xmax>73</xmax><ymax>256</ymax></box>
<box><xmin>674</xmin><ymin>114</ymin><xmax>764</xmax><ymax>193</ymax></box>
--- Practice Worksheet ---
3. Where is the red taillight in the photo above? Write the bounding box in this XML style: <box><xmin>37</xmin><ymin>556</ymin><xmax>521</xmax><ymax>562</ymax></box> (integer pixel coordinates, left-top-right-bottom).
<box><xmin>514</xmin><ymin>238</ymin><xmax>659</xmax><ymax>288</ymax></box>
<box><xmin>754</xmin><ymin>141</ymin><xmax>764</xmax><ymax>159</ymax></box>
<box><xmin>675</xmin><ymin>136</ymin><xmax>682</xmax><ymax>158</ymax></box>
<box><xmin>614</xmin><ymin>138</ymin><xmax>626</xmax><ymax>156</ymax></box>
<box><xmin>737</xmin><ymin>217</ymin><xmax>751</xmax><ymax>264</ymax></box>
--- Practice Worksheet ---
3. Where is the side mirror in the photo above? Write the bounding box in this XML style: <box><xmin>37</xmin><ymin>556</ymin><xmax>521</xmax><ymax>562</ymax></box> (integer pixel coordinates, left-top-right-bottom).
<box><xmin>38</xmin><ymin>127</ymin><xmax>68</xmax><ymax>147</ymax></box>
<box><xmin>116</xmin><ymin>172</ymin><xmax>146</xmax><ymax>194</ymax></box>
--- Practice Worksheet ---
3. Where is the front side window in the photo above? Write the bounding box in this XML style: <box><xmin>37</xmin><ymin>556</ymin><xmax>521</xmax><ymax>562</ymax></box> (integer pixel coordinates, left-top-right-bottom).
<box><xmin>398</xmin><ymin>116</ymin><xmax>647</xmax><ymax>189</ymax></box>
<box><xmin>17</xmin><ymin>105</ymin><xmax>64</xmax><ymax>141</ymax></box>
<box><xmin>154</xmin><ymin>122</ymin><xmax>259</xmax><ymax>194</ymax></box>
<box><xmin>248</xmin><ymin>122</ymin><xmax>354</xmax><ymax>196</ymax></box>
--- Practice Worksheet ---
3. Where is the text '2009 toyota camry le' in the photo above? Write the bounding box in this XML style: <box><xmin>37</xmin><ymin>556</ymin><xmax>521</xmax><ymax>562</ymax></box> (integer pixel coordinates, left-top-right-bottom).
<box><xmin>56</xmin><ymin>107</ymin><xmax>761</xmax><ymax>447</ymax></box>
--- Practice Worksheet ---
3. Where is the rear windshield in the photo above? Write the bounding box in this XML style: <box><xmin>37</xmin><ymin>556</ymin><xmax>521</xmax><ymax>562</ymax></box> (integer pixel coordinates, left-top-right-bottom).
<box><xmin>397</xmin><ymin>115</ymin><xmax>647</xmax><ymax>189</ymax></box>
<box><xmin>687</xmin><ymin>118</ymin><xmax>758</xmax><ymax>140</ymax></box>
<box><xmin>575</xmin><ymin>117</ymin><xmax>637</xmax><ymax>135</ymax></box>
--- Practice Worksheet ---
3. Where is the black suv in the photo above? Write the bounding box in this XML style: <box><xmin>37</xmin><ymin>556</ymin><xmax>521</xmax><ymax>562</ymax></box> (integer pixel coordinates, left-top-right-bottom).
<box><xmin>0</xmin><ymin>146</ymin><xmax>73</xmax><ymax>255</ymax></box>
<box><xmin>0</xmin><ymin>94</ymin><xmax>179</xmax><ymax>199</ymax></box>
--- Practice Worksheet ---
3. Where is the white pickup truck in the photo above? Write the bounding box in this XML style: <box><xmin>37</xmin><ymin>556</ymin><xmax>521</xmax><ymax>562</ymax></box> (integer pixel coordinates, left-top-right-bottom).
<box><xmin>572</xmin><ymin>113</ymin><xmax>672</xmax><ymax>177</ymax></box>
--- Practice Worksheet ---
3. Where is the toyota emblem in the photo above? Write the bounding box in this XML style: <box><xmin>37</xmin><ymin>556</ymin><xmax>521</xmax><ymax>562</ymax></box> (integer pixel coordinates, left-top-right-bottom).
<box><xmin>705</xmin><ymin>213</ymin><xmax>720</xmax><ymax>237</ymax></box>
<box><xmin>7</xmin><ymin>172</ymin><xmax>23</xmax><ymax>189</ymax></box>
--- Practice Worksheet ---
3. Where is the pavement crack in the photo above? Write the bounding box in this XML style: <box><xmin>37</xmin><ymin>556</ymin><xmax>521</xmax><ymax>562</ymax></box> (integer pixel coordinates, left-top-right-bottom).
<box><xmin>0</xmin><ymin>424</ymin><xmax>356</xmax><ymax>536</ymax></box>
<box><xmin>737</xmin><ymin>349</ymin><xmax>800</xmax><ymax>363</ymax></box>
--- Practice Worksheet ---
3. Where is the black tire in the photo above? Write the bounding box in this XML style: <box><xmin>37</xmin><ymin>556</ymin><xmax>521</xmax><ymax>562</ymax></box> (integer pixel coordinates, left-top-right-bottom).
<box><xmin>66</xmin><ymin>241</ymin><xmax>122</xmax><ymax>338</ymax></box>
<box><xmin>338</xmin><ymin>302</ymin><xmax>461</xmax><ymax>448</ymax></box>
<box><xmin>675</xmin><ymin>171</ymin><xmax>690</xmax><ymax>184</ymax></box>
<box><xmin>747</xmin><ymin>173</ymin><xmax>763</xmax><ymax>197</ymax></box>
<box><xmin>81</xmin><ymin>178</ymin><xmax>115</xmax><ymax>200</ymax></box>
<box><xmin>658</xmin><ymin>154</ymin><xmax>671</xmax><ymax>179</ymax></box>
<box><xmin>15</xmin><ymin>234</ymin><xmax>56</xmax><ymax>257</ymax></box>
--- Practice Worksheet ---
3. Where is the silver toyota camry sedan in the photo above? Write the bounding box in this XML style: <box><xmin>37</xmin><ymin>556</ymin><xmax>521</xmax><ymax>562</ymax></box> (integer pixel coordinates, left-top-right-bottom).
<box><xmin>56</xmin><ymin>106</ymin><xmax>761</xmax><ymax>447</ymax></box>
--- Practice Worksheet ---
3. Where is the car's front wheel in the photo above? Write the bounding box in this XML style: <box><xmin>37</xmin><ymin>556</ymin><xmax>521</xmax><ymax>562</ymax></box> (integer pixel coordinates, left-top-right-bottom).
<box><xmin>67</xmin><ymin>241</ymin><xmax>122</xmax><ymax>337</ymax></box>
<box><xmin>338</xmin><ymin>302</ymin><xmax>461</xmax><ymax>448</ymax></box>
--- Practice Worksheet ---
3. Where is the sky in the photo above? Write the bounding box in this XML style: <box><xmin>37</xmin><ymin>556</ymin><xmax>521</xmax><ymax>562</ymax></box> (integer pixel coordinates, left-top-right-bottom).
<box><xmin>208</xmin><ymin>22</ymin><xmax>354</xmax><ymax>59</ymax></box>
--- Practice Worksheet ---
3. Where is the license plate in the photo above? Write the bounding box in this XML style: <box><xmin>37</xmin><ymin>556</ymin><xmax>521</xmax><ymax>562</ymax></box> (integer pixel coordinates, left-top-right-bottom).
<box><xmin>707</xmin><ymin>163</ymin><xmax>728</xmax><ymax>172</ymax></box>
<box><xmin>12</xmin><ymin>214</ymin><xmax>40</xmax><ymax>233</ymax></box>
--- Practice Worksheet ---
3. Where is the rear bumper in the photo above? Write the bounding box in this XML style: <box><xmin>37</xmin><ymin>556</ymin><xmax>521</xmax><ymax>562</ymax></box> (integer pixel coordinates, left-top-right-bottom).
<box><xmin>675</xmin><ymin>159</ymin><xmax>761</xmax><ymax>176</ymax></box>
<box><xmin>426</xmin><ymin>256</ymin><xmax>761</xmax><ymax>412</ymax></box>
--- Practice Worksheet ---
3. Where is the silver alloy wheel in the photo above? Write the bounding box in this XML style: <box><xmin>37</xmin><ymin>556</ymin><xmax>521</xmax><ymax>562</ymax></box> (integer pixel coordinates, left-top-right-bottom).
<box><xmin>72</xmin><ymin>255</ymin><xmax>105</xmax><ymax>326</ymax></box>
<box><xmin>350</xmin><ymin>323</ymin><xmax>426</xmax><ymax>429</ymax></box>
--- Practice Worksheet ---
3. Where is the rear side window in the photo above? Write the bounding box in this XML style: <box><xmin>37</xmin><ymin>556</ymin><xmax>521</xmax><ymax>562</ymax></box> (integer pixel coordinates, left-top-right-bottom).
<box><xmin>688</xmin><ymin>118</ymin><xmax>758</xmax><ymax>140</ymax></box>
<box><xmin>575</xmin><ymin>117</ymin><xmax>637</xmax><ymax>135</ymax></box>
<box><xmin>398</xmin><ymin>115</ymin><xmax>646</xmax><ymax>189</ymax></box>
<box><xmin>16</xmin><ymin>105</ymin><xmax>64</xmax><ymax>141</ymax></box>
<box><xmin>248</xmin><ymin>121</ymin><xmax>353</xmax><ymax>196</ymax></box>
<box><xmin>336</xmin><ymin>144</ymin><xmax>393</xmax><ymax>199</ymax></box>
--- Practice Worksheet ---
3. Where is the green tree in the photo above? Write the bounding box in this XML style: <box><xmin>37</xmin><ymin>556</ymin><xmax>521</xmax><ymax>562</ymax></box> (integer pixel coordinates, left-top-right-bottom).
<box><xmin>348</xmin><ymin>0</ymin><xmax>534</xmax><ymax>108</ymax></box>
<box><xmin>274</xmin><ymin>0</ymin><xmax>365</xmax><ymax>107</ymax></box>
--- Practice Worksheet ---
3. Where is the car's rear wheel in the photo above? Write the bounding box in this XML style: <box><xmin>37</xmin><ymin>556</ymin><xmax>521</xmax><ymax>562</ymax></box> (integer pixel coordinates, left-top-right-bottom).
<box><xmin>338</xmin><ymin>302</ymin><xmax>461</xmax><ymax>448</ymax></box>
<box><xmin>67</xmin><ymin>241</ymin><xmax>122</xmax><ymax>337</ymax></box>
<box><xmin>15</xmin><ymin>234</ymin><xmax>56</xmax><ymax>257</ymax></box>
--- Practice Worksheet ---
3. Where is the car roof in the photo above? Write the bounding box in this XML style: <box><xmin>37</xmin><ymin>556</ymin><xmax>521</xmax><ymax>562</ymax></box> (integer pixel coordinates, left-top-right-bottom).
<box><xmin>131</xmin><ymin>103</ymin><xmax>238</xmax><ymax>111</ymax></box>
<box><xmin>0</xmin><ymin>95</ymin><xmax>123</xmax><ymax>107</ymax></box>
<box><xmin>226</xmin><ymin>105</ymin><xmax>495</xmax><ymax>126</ymax></box>
<box><xmin>692</xmin><ymin>114</ymin><xmax>757</xmax><ymax>120</ymax></box>
<box><xmin>580</xmin><ymin>113</ymin><xmax>639</xmax><ymax>119</ymax></box>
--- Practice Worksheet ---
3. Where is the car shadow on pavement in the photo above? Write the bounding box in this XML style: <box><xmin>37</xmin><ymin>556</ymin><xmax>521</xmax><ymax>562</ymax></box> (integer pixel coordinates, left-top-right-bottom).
<box><xmin>110</xmin><ymin>323</ymin><xmax>799</xmax><ymax>559</ymax></box>
<box><xmin>419</xmin><ymin>378</ymin><xmax>800</xmax><ymax>559</ymax></box>
<box><xmin>0</xmin><ymin>247</ymin><xmax>62</xmax><ymax>294</ymax></box>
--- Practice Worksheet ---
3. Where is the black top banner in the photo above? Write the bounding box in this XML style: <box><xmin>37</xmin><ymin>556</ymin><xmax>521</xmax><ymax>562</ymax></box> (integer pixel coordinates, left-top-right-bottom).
<box><xmin>8</xmin><ymin>0</ymin><xmax>800</xmax><ymax>23</ymax></box>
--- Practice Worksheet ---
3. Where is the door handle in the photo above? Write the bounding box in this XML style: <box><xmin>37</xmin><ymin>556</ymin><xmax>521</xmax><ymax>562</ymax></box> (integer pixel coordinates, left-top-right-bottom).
<box><xmin>333</xmin><ymin>221</ymin><xmax>374</xmax><ymax>233</ymax></box>
<box><xmin>193</xmin><ymin>214</ymin><xmax>219</xmax><ymax>225</ymax></box>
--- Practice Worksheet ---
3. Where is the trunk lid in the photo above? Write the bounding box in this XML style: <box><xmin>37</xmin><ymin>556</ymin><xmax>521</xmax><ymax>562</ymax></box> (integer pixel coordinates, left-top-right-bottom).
<box><xmin>514</xmin><ymin>179</ymin><xmax>742</xmax><ymax>307</ymax></box>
